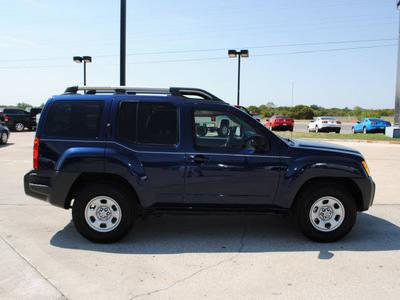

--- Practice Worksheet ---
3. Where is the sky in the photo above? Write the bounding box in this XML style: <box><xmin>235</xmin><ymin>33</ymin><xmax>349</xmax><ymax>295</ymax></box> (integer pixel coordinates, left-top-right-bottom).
<box><xmin>1</xmin><ymin>0</ymin><xmax>399</xmax><ymax>109</ymax></box>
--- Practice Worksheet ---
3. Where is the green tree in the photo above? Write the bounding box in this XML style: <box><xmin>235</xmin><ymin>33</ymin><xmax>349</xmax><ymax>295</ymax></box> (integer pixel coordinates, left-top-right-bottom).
<box><xmin>288</xmin><ymin>105</ymin><xmax>314</xmax><ymax>119</ymax></box>
<box><xmin>17</xmin><ymin>102</ymin><xmax>32</xmax><ymax>110</ymax></box>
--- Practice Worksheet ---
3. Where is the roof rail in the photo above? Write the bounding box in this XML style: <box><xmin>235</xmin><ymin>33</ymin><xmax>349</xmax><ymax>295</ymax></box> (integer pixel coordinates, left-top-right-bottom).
<box><xmin>63</xmin><ymin>86</ymin><xmax>226</xmax><ymax>102</ymax></box>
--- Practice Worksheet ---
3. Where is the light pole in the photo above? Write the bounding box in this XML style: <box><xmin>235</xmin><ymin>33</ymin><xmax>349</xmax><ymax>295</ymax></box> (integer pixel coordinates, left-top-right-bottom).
<box><xmin>73</xmin><ymin>56</ymin><xmax>92</xmax><ymax>86</ymax></box>
<box><xmin>228</xmin><ymin>49</ymin><xmax>249</xmax><ymax>106</ymax></box>
<box><xmin>395</xmin><ymin>1</ymin><xmax>400</xmax><ymax>126</ymax></box>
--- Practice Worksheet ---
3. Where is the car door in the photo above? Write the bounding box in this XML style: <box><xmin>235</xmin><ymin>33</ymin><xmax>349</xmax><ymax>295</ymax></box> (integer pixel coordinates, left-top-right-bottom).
<box><xmin>354</xmin><ymin>119</ymin><xmax>364</xmax><ymax>132</ymax></box>
<box><xmin>105</xmin><ymin>98</ymin><xmax>186</xmax><ymax>208</ymax></box>
<box><xmin>184</xmin><ymin>106</ymin><xmax>281</xmax><ymax>206</ymax></box>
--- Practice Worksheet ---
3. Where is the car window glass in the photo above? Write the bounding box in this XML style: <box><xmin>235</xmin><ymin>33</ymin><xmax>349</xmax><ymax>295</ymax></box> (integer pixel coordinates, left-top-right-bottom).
<box><xmin>44</xmin><ymin>100</ymin><xmax>104</xmax><ymax>138</ymax></box>
<box><xmin>137</xmin><ymin>102</ymin><xmax>178</xmax><ymax>146</ymax></box>
<box><xmin>193</xmin><ymin>109</ymin><xmax>258</xmax><ymax>149</ymax></box>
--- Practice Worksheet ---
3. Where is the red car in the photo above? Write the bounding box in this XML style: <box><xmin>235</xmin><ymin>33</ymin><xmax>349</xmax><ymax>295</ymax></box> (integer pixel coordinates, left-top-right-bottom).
<box><xmin>265</xmin><ymin>115</ymin><xmax>294</xmax><ymax>131</ymax></box>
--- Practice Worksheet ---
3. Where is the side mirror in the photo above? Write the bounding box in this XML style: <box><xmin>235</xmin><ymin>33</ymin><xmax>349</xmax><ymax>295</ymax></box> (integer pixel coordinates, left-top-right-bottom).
<box><xmin>250</xmin><ymin>134</ymin><xmax>267</xmax><ymax>152</ymax></box>
<box><xmin>357</xmin><ymin>122</ymin><xmax>360</xmax><ymax>124</ymax></box>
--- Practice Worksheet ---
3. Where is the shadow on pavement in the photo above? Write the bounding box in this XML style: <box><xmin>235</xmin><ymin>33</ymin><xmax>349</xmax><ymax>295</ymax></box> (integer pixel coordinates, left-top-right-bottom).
<box><xmin>50</xmin><ymin>212</ymin><xmax>400</xmax><ymax>257</ymax></box>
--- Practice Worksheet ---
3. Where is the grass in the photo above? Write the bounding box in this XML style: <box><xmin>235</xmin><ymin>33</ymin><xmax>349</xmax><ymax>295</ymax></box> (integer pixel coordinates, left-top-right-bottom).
<box><xmin>275</xmin><ymin>131</ymin><xmax>400</xmax><ymax>142</ymax></box>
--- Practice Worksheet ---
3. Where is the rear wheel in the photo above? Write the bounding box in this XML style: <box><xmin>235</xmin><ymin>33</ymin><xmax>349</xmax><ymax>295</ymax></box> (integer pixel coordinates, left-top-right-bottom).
<box><xmin>218</xmin><ymin>121</ymin><xmax>229</xmax><ymax>137</ymax></box>
<box><xmin>14</xmin><ymin>122</ymin><xmax>24</xmax><ymax>132</ymax></box>
<box><xmin>72</xmin><ymin>183</ymin><xmax>135</xmax><ymax>243</ymax></box>
<box><xmin>294</xmin><ymin>182</ymin><xmax>357</xmax><ymax>242</ymax></box>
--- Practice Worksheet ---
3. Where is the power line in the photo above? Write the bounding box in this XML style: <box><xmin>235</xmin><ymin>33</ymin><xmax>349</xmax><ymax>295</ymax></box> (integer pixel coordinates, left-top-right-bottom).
<box><xmin>0</xmin><ymin>38</ymin><xmax>396</xmax><ymax>63</ymax></box>
<box><xmin>0</xmin><ymin>43</ymin><xmax>396</xmax><ymax>69</ymax></box>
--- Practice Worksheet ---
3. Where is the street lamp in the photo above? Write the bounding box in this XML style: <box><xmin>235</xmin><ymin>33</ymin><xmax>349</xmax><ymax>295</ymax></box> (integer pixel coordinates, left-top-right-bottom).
<box><xmin>73</xmin><ymin>56</ymin><xmax>92</xmax><ymax>86</ymax></box>
<box><xmin>228</xmin><ymin>49</ymin><xmax>249</xmax><ymax>106</ymax></box>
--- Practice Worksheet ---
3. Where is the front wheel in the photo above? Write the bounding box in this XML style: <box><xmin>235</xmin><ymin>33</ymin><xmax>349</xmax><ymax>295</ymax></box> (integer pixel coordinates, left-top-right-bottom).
<box><xmin>294</xmin><ymin>182</ymin><xmax>357</xmax><ymax>242</ymax></box>
<box><xmin>363</xmin><ymin>127</ymin><xmax>368</xmax><ymax>134</ymax></box>
<box><xmin>352</xmin><ymin>127</ymin><xmax>356</xmax><ymax>134</ymax></box>
<box><xmin>72</xmin><ymin>183</ymin><xmax>135</xmax><ymax>243</ymax></box>
<box><xmin>0</xmin><ymin>131</ymin><xmax>8</xmax><ymax>144</ymax></box>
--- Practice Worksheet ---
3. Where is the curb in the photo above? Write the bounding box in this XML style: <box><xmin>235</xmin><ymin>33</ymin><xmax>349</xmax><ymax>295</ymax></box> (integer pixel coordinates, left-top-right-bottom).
<box><xmin>318</xmin><ymin>139</ymin><xmax>400</xmax><ymax>145</ymax></box>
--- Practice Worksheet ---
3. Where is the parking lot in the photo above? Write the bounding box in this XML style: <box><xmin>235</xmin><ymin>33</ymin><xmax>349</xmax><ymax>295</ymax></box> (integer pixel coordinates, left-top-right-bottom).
<box><xmin>1</xmin><ymin>131</ymin><xmax>400</xmax><ymax>299</ymax></box>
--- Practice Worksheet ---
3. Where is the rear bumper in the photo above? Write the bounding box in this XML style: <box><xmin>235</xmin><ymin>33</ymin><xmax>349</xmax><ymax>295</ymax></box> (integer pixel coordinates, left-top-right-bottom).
<box><xmin>273</xmin><ymin>124</ymin><xmax>293</xmax><ymax>131</ymax></box>
<box><xmin>24</xmin><ymin>169</ymin><xmax>80</xmax><ymax>209</ymax></box>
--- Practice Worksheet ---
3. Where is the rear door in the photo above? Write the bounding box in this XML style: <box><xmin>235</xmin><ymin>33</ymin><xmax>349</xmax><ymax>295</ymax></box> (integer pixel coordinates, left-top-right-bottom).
<box><xmin>105</xmin><ymin>98</ymin><xmax>186</xmax><ymax>208</ymax></box>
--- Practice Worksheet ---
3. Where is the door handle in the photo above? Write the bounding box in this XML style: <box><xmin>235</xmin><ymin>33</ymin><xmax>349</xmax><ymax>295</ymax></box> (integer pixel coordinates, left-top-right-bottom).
<box><xmin>188</xmin><ymin>155</ymin><xmax>209</xmax><ymax>164</ymax></box>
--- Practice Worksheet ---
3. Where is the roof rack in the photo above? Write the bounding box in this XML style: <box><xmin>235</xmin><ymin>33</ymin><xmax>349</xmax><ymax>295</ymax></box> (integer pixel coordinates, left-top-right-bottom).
<box><xmin>63</xmin><ymin>86</ymin><xmax>226</xmax><ymax>103</ymax></box>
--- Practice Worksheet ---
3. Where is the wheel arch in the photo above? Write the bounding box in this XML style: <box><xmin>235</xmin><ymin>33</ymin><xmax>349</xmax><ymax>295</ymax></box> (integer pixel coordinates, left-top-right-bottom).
<box><xmin>66</xmin><ymin>173</ymin><xmax>141</xmax><ymax>212</ymax></box>
<box><xmin>291</xmin><ymin>177</ymin><xmax>364</xmax><ymax>212</ymax></box>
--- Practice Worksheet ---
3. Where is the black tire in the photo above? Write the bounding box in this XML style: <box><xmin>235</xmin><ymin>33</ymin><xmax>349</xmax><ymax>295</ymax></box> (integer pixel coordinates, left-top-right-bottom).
<box><xmin>0</xmin><ymin>131</ymin><xmax>8</xmax><ymax>145</ymax></box>
<box><xmin>335</xmin><ymin>129</ymin><xmax>340</xmax><ymax>134</ymax></box>
<box><xmin>72</xmin><ymin>183</ymin><xmax>135</xmax><ymax>243</ymax></box>
<box><xmin>196</xmin><ymin>126</ymin><xmax>207</xmax><ymax>137</ymax></box>
<box><xmin>218</xmin><ymin>121</ymin><xmax>229</xmax><ymax>137</ymax></box>
<box><xmin>294</xmin><ymin>182</ymin><xmax>357</xmax><ymax>242</ymax></box>
<box><xmin>14</xmin><ymin>122</ymin><xmax>25</xmax><ymax>132</ymax></box>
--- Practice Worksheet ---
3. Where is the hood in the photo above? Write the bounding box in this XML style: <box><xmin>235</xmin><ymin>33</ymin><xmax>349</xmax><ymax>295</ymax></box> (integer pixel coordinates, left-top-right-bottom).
<box><xmin>292</xmin><ymin>138</ymin><xmax>362</xmax><ymax>156</ymax></box>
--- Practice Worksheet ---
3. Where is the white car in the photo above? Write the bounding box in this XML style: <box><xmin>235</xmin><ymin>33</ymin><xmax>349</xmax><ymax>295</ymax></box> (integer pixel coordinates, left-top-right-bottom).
<box><xmin>308</xmin><ymin>117</ymin><xmax>342</xmax><ymax>133</ymax></box>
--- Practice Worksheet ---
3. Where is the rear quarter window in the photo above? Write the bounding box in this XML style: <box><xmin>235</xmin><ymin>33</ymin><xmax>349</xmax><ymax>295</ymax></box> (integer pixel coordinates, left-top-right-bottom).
<box><xmin>44</xmin><ymin>100</ymin><xmax>104</xmax><ymax>138</ymax></box>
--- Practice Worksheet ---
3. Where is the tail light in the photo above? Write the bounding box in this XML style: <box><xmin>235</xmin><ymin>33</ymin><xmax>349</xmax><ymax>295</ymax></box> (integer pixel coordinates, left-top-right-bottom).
<box><xmin>337</xmin><ymin>121</ymin><xmax>341</xmax><ymax>124</ymax></box>
<box><xmin>322</xmin><ymin>121</ymin><xmax>328</xmax><ymax>124</ymax></box>
<box><xmin>386</xmin><ymin>122</ymin><xmax>391</xmax><ymax>126</ymax></box>
<box><xmin>211</xmin><ymin>115</ymin><xmax>216</xmax><ymax>122</ymax></box>
<box><xmin>4</xmin><ymin>116</ymin><xmax>8</xmax><ymax>121</ymax></box>
<box><xmin>33</xmin><ymin>138</ymin><xmax>39</xmax><ymax>169</ymax></box>
<box><xmin>371</xmin><ymin>122</ymin><xmax>377</xmax><ymax>125</ymax></box>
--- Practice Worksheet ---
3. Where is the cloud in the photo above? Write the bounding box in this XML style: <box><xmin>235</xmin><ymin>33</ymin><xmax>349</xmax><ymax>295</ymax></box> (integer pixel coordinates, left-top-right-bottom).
<box><xmin>0</xmin><ymin>36</ymin><xmax>35</xmax><ymax>48</ymax></box>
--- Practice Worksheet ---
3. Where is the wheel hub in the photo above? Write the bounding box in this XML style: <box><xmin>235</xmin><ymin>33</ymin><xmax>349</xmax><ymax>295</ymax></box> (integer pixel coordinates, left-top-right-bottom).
<box><xmin>309</xmin><ymin>196</ymin><xmax>345</xmax><ymax>232</ymax></box>
<box><xmin>319</xmin><ymin>206</ymin><xmax>333</xmax><ymax>220</ymax></box>
<box><xmin>96</xmin><ymin>206</ymin><xmax>112</xmax><ymax>220</ymax></box>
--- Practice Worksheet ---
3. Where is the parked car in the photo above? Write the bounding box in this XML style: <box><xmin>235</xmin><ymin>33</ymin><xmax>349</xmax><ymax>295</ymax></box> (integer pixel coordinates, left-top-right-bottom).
<box><xmin>234</xmin><ymin>105</ymin><xmax>261</xmax><ymax>122</ymax></box>
<box><xmin>24</xmin><ymin>86</ymin><xmax>375</xmax><ymax>243</ymax></box>
<box><xmin>352</xmin><ymin>118</ymin><xmax>391</xmax><ymax>134</ymax></box>
<box><xmin>0</xmin><ymin>107</ymin><xmax>39</xmax><ymax>132</ymax></box>
<box><xmin>308</xmin><ymin>117</ymin><xmax>342</xmax><ymax>133</ymax></box>
<box><xmin>0</xmin><ymin>125</ymin><xmax>10</xmax><ymax>145</ymax></box>
<box><xmin>265</xmin><ymin>116</ymin><xmax>294</xmax><ymax>131</ymax></box>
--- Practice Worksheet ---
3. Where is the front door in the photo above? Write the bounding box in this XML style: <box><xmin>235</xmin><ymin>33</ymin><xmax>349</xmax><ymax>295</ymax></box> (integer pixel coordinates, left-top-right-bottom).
<box><xmin>184</xmin><ymin>107</ymin><xmax>281</xmax><ymax>206</ymax></box>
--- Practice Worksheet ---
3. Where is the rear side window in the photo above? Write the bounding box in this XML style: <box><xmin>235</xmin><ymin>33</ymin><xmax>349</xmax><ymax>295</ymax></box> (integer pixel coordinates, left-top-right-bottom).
<box><xmin>44</xmin><ymin>100</ymin><xmax>104</xmax><ymax>138</ymax></box>
<box><xmin>118</xmin><ymin>102</ymin><xmax>178</xmax><ymax>146</ymax></box>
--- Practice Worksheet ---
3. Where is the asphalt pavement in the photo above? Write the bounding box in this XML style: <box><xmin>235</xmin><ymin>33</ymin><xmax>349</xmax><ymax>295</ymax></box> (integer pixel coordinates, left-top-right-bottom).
<box><xmin>1</xmin><ymin>131</ymin><xmax>400</xmax><ymax>300</ymax></box>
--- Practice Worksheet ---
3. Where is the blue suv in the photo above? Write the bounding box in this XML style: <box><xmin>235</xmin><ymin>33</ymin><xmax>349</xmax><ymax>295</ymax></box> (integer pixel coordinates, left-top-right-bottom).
<box><xmin>24</xmin><ymin>86</ymin><xmax>375</xmax><ymax>243</ymax></box>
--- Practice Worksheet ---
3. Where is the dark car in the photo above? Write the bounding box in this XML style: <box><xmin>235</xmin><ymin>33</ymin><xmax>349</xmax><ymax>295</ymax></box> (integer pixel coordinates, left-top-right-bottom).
<box><xmin>24</xmin><ymin>86</ymin><xmax>375</xmax><ymax>243</ymax></box>
<box><xmin>0</xmin><ymin>108</ymin><xmax>38</xmax><ymax>132</ymax></box>
<box><xmin>0</xmin><ymin>125</ymin><xmax>10</xmax><ymax>145</ymax></box>
<box><xmin>265</xmin><ymin>115</ymin><xmax>294</xmax><ymax>131</ymax></box>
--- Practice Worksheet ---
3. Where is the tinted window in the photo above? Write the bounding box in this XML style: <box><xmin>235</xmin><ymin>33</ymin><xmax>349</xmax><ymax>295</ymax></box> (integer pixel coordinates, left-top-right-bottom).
<box><xmin>44</xmin><ymin>100</ymin><xmax>104</xmax><ymax>138</ymax></box>
<box><xmin>117</xmin><ymin>102</ymin><xmax>178</xmax><ymax>146</ymax></box>
<box><xmin>194</xmin><ymin>109</ymin><xmax>258</xmax><ymax>149</ymax></box>
<box><xmin>118</xmin><ymin>102</ymin><xmax>137</xmax><ymax>142</ymax></box>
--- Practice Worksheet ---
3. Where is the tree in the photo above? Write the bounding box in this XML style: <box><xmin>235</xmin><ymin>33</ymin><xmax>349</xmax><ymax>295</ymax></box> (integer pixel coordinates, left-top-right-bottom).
<box><xmin>288</xmin><ymin>105</ymin><xmax>314</xmax><ymax>119</ymax></box>
<box><xmin>17</xmin><ymin>102</ymin><xmax>32</xmax><ymax>110</ymax></box>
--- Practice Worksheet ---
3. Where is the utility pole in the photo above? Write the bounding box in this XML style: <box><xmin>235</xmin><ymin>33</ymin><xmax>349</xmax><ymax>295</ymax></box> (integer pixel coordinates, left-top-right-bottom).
<box><xmin>395</xmin><ymin>1</ymin><xmax>400</xmax><ymax>125</ymax></box>
<box><xmin>120</xmin><ymin>0</ymin><xmax>126</xmax><ymax>86</ymax></box>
